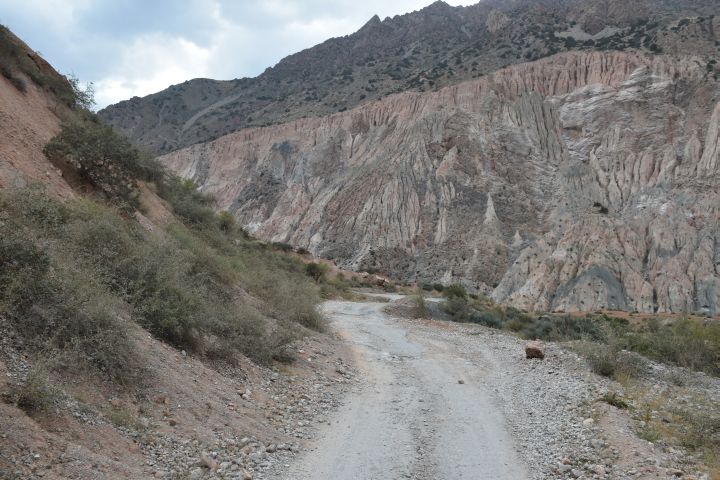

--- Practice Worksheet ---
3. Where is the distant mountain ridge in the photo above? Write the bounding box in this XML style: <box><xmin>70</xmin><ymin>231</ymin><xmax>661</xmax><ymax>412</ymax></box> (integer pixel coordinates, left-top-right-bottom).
<box><xmin>99</xmin><ymin>0</ymin><xmax>720</xmax><ymax>154</ymax></box>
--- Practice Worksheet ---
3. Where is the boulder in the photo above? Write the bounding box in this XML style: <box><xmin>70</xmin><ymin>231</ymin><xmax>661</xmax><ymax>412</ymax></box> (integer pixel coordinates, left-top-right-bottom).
<box><xmin>525</xmin><ymin>341</ymin><xmax>545</xmax><ymax>360</ymax></box>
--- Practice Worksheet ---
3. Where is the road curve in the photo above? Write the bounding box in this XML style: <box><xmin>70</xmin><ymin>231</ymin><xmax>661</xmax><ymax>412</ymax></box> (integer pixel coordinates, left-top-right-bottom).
<box><xmin>275</xmin><ymin>298</ymin><xmax>529</xmax><ymax>480</ymax></box>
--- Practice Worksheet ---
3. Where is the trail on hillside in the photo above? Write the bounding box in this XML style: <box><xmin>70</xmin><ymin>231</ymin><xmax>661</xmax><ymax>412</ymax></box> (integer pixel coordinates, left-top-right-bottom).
<box><xmin>272</xmin><ymin>298</ymin><xmax>529</xmax><ymax>480</ymax></box>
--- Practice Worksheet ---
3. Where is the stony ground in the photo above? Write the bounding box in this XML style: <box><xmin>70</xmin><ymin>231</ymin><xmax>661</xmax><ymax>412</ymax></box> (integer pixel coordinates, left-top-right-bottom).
<box><xmin>265</xmin><ymin>296</ymin><xmax>718</xmax><ymax>480</ymax></box>
<box><xmin>1</xmin><ymin>295</ymin><xmax>718</xmax><ymax>479</ymax></box>
<box><xmin>0</xmin><ymin>316</ymin><xmax>358</xmax><ymax>480</ymax></box>
<box><xmin>396</xmin><ymin>316</ymin><xmax>717</xmax><ymax>480</ymax></box>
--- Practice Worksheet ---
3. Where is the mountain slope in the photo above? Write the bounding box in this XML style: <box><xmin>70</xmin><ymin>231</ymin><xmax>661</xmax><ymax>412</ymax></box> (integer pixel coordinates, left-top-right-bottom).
<box><xmin>160</xmin><ymin>50</ymin><xmax>720</xmax><ymax>315</ymax></box>
<box><xmin>0</xmin><ymin>26</ymin><xmax>351</xmax><ymax>479</ymax></box>
<box><xmin>99</xmin><ymin>0</ymin><xmax>720</xmax><ymax>155</ymax></box>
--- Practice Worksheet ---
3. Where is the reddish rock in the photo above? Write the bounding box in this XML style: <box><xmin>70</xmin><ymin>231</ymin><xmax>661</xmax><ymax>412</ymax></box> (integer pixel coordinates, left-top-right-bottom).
<box><xmin>525</xmin><ymin>341</ymin><xmax>545</xmax><ymax>360</ymax></box>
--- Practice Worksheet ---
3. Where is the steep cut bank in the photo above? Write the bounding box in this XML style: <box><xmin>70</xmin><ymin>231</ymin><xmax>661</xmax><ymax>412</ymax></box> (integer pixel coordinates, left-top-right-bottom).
<box><xmin>161</xmin><ymin>50</ymin><xmax>720</xmax><ymax>315</ymax></box>
<box><xmin>0</xmin><ymin>27</ymin><xmax>75</xmax><ymax>196</ymax></box>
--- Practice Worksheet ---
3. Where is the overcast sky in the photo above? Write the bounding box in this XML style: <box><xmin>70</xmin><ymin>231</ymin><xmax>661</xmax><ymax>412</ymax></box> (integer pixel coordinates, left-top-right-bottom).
<box><xmin>0</xmin><ymin>1</ymin><xmax>474</xmax><ymax>108</ymax></box>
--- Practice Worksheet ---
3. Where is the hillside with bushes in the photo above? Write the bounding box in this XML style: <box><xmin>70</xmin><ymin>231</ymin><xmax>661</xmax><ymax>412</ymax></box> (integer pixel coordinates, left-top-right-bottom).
<box><xmin>0</xmin><ymin>25</ymin><xmax>355</xmax><ymax>479</ymax></box>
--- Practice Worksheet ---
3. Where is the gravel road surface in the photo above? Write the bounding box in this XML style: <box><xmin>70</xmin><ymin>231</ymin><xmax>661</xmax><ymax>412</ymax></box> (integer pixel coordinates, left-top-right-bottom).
<box><xmin>277</xmin><ymin>299</ymin><xmax>529</xmax><ymax>480</ymax></box>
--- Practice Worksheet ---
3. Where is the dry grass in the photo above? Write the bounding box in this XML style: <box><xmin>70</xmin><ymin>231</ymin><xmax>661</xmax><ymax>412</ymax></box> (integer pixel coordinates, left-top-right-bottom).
<box><xmin>411</xmin><ymin>287</ymin><xmax>429</xmax><ymax>319</ymax></box>
<box><xmin>600</xmin><ymin>391</ymin><xmax>629</xmax><ymax>409</ymax></box>
<box><xmin>623</xmin><ymin>383</ymin><xmax>720</xmax><ymax>473</ymax></box>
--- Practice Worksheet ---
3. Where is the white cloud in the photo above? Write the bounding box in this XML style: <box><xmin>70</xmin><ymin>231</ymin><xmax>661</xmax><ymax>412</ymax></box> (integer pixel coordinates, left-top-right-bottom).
<box><xmin>1</xmin><ymin>0</ymin><xmax>92</xmax><ymax>32</ymax></box>
<box><xmin>94</xmin><ymin>34</ymin><xmax>212</xmax><ymax>106</ymax></box>
<box><xmin>1</xmin><ymin>0</ymin><xmax>477</xmax><ymax>107</ymax></box>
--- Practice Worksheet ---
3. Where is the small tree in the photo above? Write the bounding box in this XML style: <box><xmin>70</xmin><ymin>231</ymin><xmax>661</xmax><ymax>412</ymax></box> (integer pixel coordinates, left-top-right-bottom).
<box><xmin>305</xmin><ymin>262</ymin><xmax>328</xmax><ymax>282</ymax></box>
<box><xmin>43</xmin><ymin>119</ymin><xmax>144</xmax><ymax>209</ymax></box>
<box><xmin>217</xmin><ymin>211</ymin><xmax>236</xmax><ymax>233</ymax></box>
<box><xmin>66</xmin><ymin>74</ymin><xmax>95</xmax><ymax>110</ymax></box>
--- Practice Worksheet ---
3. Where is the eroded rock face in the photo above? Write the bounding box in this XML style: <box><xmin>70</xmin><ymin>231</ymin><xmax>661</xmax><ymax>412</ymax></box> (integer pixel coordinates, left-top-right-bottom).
<box><xmin>160</xmin><ymin>51</ymin><xmax>720</xmax><ymax>315</ymax></box>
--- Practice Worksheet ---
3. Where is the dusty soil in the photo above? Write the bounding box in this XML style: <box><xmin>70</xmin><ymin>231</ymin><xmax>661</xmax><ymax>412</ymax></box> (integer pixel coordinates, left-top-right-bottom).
<box><xmin>0</xmin><ymin>318</ymin><xmax>357</xmax><ymax>479</ymax></box>
<box><xmin>0</xmin><ymin>71</ymin><xmax>73</xmax><ymax>197</ymax></box>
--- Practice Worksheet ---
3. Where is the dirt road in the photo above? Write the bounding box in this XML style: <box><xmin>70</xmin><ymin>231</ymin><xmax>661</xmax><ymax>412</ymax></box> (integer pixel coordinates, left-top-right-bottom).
<box><xmin>275</xmin><ymin>298</ymin><xmax>529</xmax><ymax>480</ymax></box>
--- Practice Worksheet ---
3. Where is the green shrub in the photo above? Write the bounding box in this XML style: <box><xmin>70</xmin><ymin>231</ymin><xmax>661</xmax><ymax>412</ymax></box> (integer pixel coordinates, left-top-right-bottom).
<box><xmin>65</xmin><ymin>74</ymin><xmax>95</xmax><ymax>110</ymax></box>
<box><xmin>623</xmin><ymin>318</ymin><xmax>720</xmax><ymax>376</ymax></box>
<box><xmin>249</xmin><ymin>256</ymin><xmax>325</xmax><ymax>331</ymax></box>
<box><xmin>519</xmin><ymin>314</ymin><xmax>608</xmax><ymax>342</ymax></box>
<box><xmin>0</xmin><ymin>226</ymin><xmax>140</xmax><ymax>384</ymax></box>
<box><xmin>583</xmin><ymin>343</ymin><xmax>619</xmax><ymax>377</ymax></box>
<box><xmin>442</xmin><ymin>295</ymin><xmax>469</xmax><ymax>316</ymax></box>
<box><xmin>61</xmin><ymin>201</ymin><xmax>141</xmax><ymax>294</ymax></box>
<box><xmin>443</xmin><ymin>283</ymin><xmax>468</xmax><ymax>300</ymax></box>
<box><xmin>217</xmin><ymin>210</ymin><xmax>236</xmax><ymax>233</ymax></box>
<box><xmin>469</xmin><ymin>310</ymin><xmax>504</xmax><ymax>329</ymax></box>
<box><xmin>306</xmin><ymin>262</ymin><xmax>329</xmax><ymax>282</ymax></box>
<box><xmin>318</xmin><ymin>273</ymin><xmax>354</xmax><ymax>300</ymax></box>
<box><xmin>673</xmin><ymin>407</ymin><xmax>720</xmax><ymax>452</ymax></box>
<box><xmin>54</xmin><ymin>291</ymin><xmax>140</xmax><ymax>385</ymax></box>
<box><xmin>106</xmin><ymin>405</ymin><xmax>140</xmax><ymax>430</ymax></box>
<box><xmin>0</xmin><ymin>235</ymin><xmax>51</xmax><ymax>316</ymax></box>
<box><xmin>157</xmin><ymin>177</ymin><xmax>216</xmax><ymax>227</ymax></box>
<box><xmin>271</xmin><ymin>242</ymin><xmax>294</xmax><ymax>252</ymax></box>
<box><xmin>3</xmin><ymin>137</ymin><xmax>327</xmax><ymax>385</ymax></box>
<box><xmin>574</xmin><ymin>342</ymin><xmax>646</xmax><ymax>380</ymax></box>
<box><xmin>0</xmin><ymin>186</ymin><xmax>69</xmax><ymax>230</ymax></box>
<box><xmin>1</xmin><ymin>186</ymin><xmax>324</xmax><ymax>378</ymax></box>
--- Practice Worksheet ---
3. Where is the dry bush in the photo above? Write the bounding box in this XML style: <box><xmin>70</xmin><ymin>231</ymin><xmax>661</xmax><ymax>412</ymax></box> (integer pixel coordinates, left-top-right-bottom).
<box><xmin>12</xmin><ymin>366</ymin><xmax>59</xmax><ymax>415</ymax></box>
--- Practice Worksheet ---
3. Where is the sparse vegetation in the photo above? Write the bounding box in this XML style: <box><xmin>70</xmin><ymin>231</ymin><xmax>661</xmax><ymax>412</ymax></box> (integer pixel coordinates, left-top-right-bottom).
<box><xmin>441</xmin><ymin>292</ymin><xmax>720</xmax><ymax>378</ymax></box>
<box><xmin>0</xmin><ymin>84</ymin><xmax>333</xmax><ymax>389</ymax></box>
<box><xmin>576</xmin><ymin>342</ymin><xmax>646</xmax><ymax>380</ymax></box>
<box><xmin>443</xmin><ymin>283</ymin><xmax>468</xmax><ymax>300</ymax></box>
<box><xmin>0</xmin><ymin>215</ymin><xmax>140</xmax><ymax>384</ymax></box>
<box><xmin>600</xmin><ymin>391</ymin><xmax>629</xmax><ymax>409</ymax></box>
<box><xmin>437</xmin><ymin>286</ymin><xmax>719</xmax><ymax>473</ymax></box>
<box><xmin>1</xmin><ymin>182</ymin><xmax>326</xmax><ymax>376</ymax></box>
<box><xmin>10</xmin><ymin>366</ymin><xmax>59</xmax><ymax>415</ymax></box>
<box><xmin>629</xmin><ymin>387</ymin><xmax>720</xmax><ymax>471</ymax></box>
<box><xmin>0</xmin><ymin>24</ymin><xmax>85</xmax><ymax>107</ymax></box>
<box><xmin>106</xmin><ymin>405</ymin><xmax>141</xmax><ymax>430</ymax></box>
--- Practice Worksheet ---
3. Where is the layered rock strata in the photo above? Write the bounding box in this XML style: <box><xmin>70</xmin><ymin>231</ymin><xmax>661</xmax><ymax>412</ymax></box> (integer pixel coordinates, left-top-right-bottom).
<box><xmin>161</xmin><ymin>51</ymin><xmax>720</xmax><ymax>314</ymax></box>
